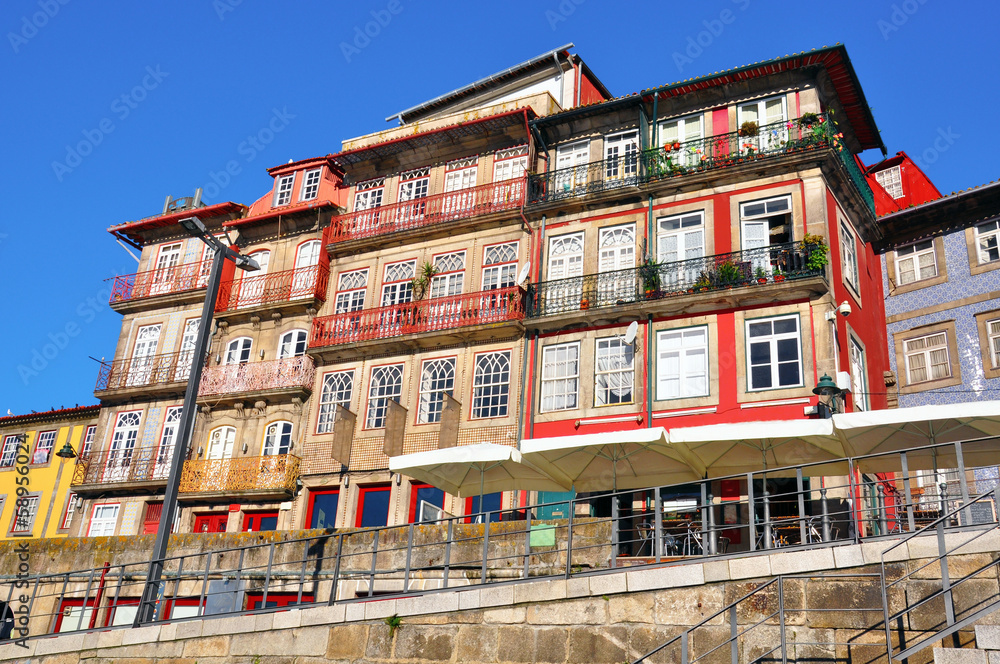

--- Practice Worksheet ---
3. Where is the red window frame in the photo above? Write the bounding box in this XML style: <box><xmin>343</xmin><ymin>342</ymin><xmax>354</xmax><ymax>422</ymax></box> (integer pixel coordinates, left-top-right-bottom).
<box><xmin>305</xmin><ymin>488</ymin><xmax>340</xmax><ymax>529</ymax></box>
<box><xmin>53</xmin><ymin>598</ymin><xmax>99</xmax><ymax>632</ymax></box>
<box><xmin>142</xmin><ymin>502</ymin><xmax>163</xmax><ymax>534</ymax></box>
<box><xmin>32</xmin><ymin>430</ymin><xmax>57</xmax><ymax>465</ymax></box>
<box><xmin>355</xmin><ymin>484</ymin><xmax>392</xmax><ymax>528</ymax></box>
<box><xmin>193</xmin><ymin>513</ymin><xmax>228</xmax><ymax>533</ymax></box>
<box><xmin>245</xmin><ymin>592</ymin><xmax>315</xmax><ymax>611</ymax></box>
<box><xmin>407</xmin><ymin>483</ymin><xmax>446</xmax><ymax>523</ymax></box>
<box><xmin>59</xmin><ymin>492</ymin><xmax>77</xmax><ymax>531</ymax></box>
<box><xmin>242</xmin><ymin>510</ymin><xmax>279</xmax><ymax>532</ymax></box>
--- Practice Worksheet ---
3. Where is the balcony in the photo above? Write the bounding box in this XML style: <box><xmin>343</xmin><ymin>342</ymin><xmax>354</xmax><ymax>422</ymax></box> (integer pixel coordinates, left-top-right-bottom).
<box><xmin>527</xmin><ymin>114</ymin><xmax>875</xmax><ymax>215</ymax></box>
<box><xmin>72</xmin><ymin>447</ymin><xmax>172</xmax><ymax>494</ymax></box>
<box><xmin>198</xmin><ymin>356</ymin><xmax>315</xmax><ymax>403</ymax></box>
<box><xmin>527</xmin><ymin>242</ymin><xmax>825</xmax><ymax>321</ymax></box>
<box><xmin>178</xmin><ymin>454</ymin><xmax>300</xmax><ymax>501</ymax></box>
<box><xmin>322</xmin><ymin>178</ymin><xmax>526</xmax><ymax>254</ymax></box>
<box><xmin>95</xmin><ymin>351</ymin><xmax>200</xmax><ymax>398</ymax></box>
<box><xmin>215</xmin><ymin>263</ymin><xmax>329</xmax><ymax>318</ymax></box>
<box><xmin>309</xmin><ymin>286</ymin><xmax>525</xmax><ymax>357</ymax></box>
<box><xmin>108</xmin><ymin>259</ymin><xmax>212</xmax><ymax>312</ymax></box>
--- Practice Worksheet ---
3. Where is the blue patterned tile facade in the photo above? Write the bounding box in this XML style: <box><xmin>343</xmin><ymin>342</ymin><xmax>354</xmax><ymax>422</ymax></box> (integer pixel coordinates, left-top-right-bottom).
<box><xmin>882</xmin><ymin>229</ymin><xmax>1000</xmax><ymax>408</ymax></box>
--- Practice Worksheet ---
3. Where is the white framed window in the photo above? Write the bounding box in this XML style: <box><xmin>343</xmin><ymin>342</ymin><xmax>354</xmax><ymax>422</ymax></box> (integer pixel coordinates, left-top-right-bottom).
<box><xmin>299</xmin><ymin>168</ymin><xmax>322</xmax><ymax>201</ymax></box>
<box><xmin>903</xmin><ymin>332</ymin><xmax>951</xmax><ymax>384</ymax></box>
<box><xmin>541</xmin><ymin>342</ymin><xmax>580</xmax><ymax>412</ymax></box>
<box><xmin>975</xmin><ymin>220</ymin><xmax>1000</xmax><ymax>264</ymax></box>
<box><xmin>555</xmin><ymin>140</ymin><xmax>590</xmax><ymax>191</ymax></box>
<box><xmin>10</xmin><ymin>494</ymin><xmax>40</xmax><ymax>535</ymax></box>
<box><xmin>493</xmin><ymin>147</ymin><xmax>528</xmax><ymax>181</ymax></box>
<box><xmin>417</xmin><ymin>358</ymin><xmax>456</xmax><ymax>424</ymax></box>
<box><xmin>60</xmin><ymin>492</ymin><xmax>77</xmax><ymax>530</ymax></box>
<box><xmin>381</xmin><ymin>261</ymin><xmax>415</xmax><ymax>306</ymax></box>
<box><xmin>206</xmin><ymin>426</ymin><xmax>236</xmax><ymax>460</ymax></box>
<box><xmin>225</xmin><ymin>337</ymin><xmax>253</xmax><ymax>365</ymax></box>
<box><xmin>278</xmin><ymin>330</ymin><xmax>308</xmax><ymax>358</ymax></box>
<box><xmin>354</xmin><ymin>179</ymin><xmax>385</xmax><ymax>213</ymax></box>
<box><xmin>128</xmin><ymin>323</ymin><xmax>162</xmax><ymax>386</ymax></box>
<box><xmin>746</xmin><ymin>315</ymin><xmax>803</xmax><ymax>391</ymax></box>
<box><xmin>273</xmin><ymin>174</ymin><xmax>295</xmax><ymax>206</ymax></box>
<box><xmin>841</xmin><ymin>220</ymin><xmax>859</xmax><ymax>289</ymax></box>
<box><xmin>657</xmin><ymin>327</ymin><xmax>709</xmax><ymax>400</ymax></box>
<box><xmin>874</xmin><ymin>165</ymin><xmax>904</xmax><ymax>199</ymax></box>
<box><xmin>430</xmin><ymin>251</ymin><xmax>465</xmax><ymax>299</ymax></box>
<box><xmin>595</xmin><ymin>337</ymin><xmax>634</xmax><ymax>406</ymax></box>
<box><xmin>741</xmin><ymin>196</ymin><xmax>792</xmax><ymax>250</ymax></box>
<box><xmin>657</xmin><ymin>211</ymin><xmax>705</xmax><ymax>288</ymax></box>
<box><xmin>87</xmin><ymin>503</ymin><xmax>120</xmax><ymax>537</ymax></box>
<box><xmin>262</xmin><ymin>421</ymin><xmax>293</xmax><ymax>456</ymax></box>
<box><xmin>482</xmin><ymin>242</ymin><xmax>518</xmax><ymax>290</ymax></box>
<box><xmin>604</xmin><ymin>130</ymin><xmax>639</xmax><ymax>181</ymax></box>
<box><xmin>294</xmin><ymin>239</ymin><xmax>321</xmax><ymax>269</ymax></box>
<box><xmin>81</xmin><ymin>425</ymin><xmax>96</xmax><ymax>458</ymax></box>
<box><xmin>894</xmin><ymin>240</ymin><xmax>937</xmax><ymax>285</ymax></box>
<box><xmin>104</xmin><ymin>411</ymin><xmax>141</xmax><ymax>482</ymax></box>
<box><xmin>175</xmin><ymin>318</ymin><xmax>200</xmax><ymax>381</ymax></box>
<box><xmin>33</xmin><ymin>430</ymin><xmax>56</xmax><ymax>465</ymax></box>
<box><xmin>1</xmin><ymin>435</ymin><xmax>21</xmax><ymax>467</ymax></box>
<box><xmin>737</xmin><ymin>96</ymin><xmax>787</xmax><ymax>150</ymax></box>
<box><xmin>659</xmin><ymin>113</ymin><xmax>705</xmax><ymax>166</ymax></box>
<box><xmin>317</xmin><ymin>371</ymin><xmax>354</xmax><ymax>434</ymax></box>
<box><xmin>398</xmin><ymin>167</ymin><xmax>430</xmax><ymax>202</ymax></box>
<box><xmin>988</xmin><ymin>319</ymin><xmax>1000</xmax><ymax>369</ymax></box>
<box><xmin>154</xmin><ymin>406</ymin><xmax>181</xmax><ymax>478</ymax></box>
<box><xmin>366</xmin><ymin>364</ymin><xmax>404</xmax><ymax>429</ymax></box>
<box><xmin>335</xmin><ymin>269</ymin><xmax>368</xmax><ymax>313</ymax></box>
<box><xmin>548</xmin><ymin>232</ymin><xmax>584</xmax><ymax>280</ymax></box>
<box><xmin>472</xmin><ymin>351</ymin><xmax>511</xmax><ymax>419</ymax></box>
<box><xmin>444</xmin><ymin>157</ymin><xmax>477</xmax><ymax>191</ymax></box>
<box><xmin>849</xmin><ymin>338</ymin><xmax>868</xmax><ymax>411</ymax></box>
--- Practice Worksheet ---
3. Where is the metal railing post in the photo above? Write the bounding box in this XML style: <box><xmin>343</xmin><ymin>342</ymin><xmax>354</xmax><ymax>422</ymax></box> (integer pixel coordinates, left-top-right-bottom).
<box><xmin>701</xmin><ymin>482</ymin><xmax>710</xmax><ymax>555</ymax></box>
<box><xmin>328</xmin><ymin>533</ymin><xmax>343</xmax><ymax>606</ymax></box>
<box><xmin>820</xmin><ymin>487</ymin><xmax>831</xmax><ymax>542</ymax></box>
<box><xmin>611</xmin><ymin>494</ymin><xmax>619</xmax><ymax>568</ymax></box>
<box><xmin>747</xmin><ymin>474</ymin><xmax>757</xmax><ymax>551</ymax></box>
<box><xmin>763</xmin><ymin>492</ymin><xmax>772</xmax><ymax>549</ymax></box>
<box><xmin>878</xmin><ymin>485</ymin><xmax>887</xmax><ymax>535</ymax></box>
<box><xmin>76</xmin><ymin>565</ymin><xmax>97</xmax><ymax>631</ymax></box>
<box><xmin>653</xmin><ymin>487</ymin><xmax>663</xmax><ymax>561</ymax></box>
<box><xmin>956</xmin><ymin>441</ymin><xmax>972</xmax><ymax>525</ymax></box>
<box><xmin>778</xmin><ymin>576</ymin><xmax>787</xmax><ymax>664</ymax></box>
<box><xmin>681</xmin><ymin>631</ymin><xmax>689</xmax><ymax>664</ymax></box>
<box><xmin>404</xmin><ymin>523</ymin><xmax>414</xmax><ymax>592</ymax></box>
<box><xmin>796</xmin><ymin>468</ymin><xmax>807</xmax><ymax>544</ymax></box>
<box><xmin>198</xmin><ymin>553</ymin><xmax>211</xmax><ymax>617</ymax></box>
<box><xmin>730</xmin><ymin>605</ymin><xmax>739</xmax><ymax>664</ymax></box>
<box><xmin>707</xmin><ymin>491</ymin><xmax>717</xmax><ymax>555</ymax></box>
<box><xmin>261</xmin><ymin>544</ymin><xmax>275</xmax><ymax>610</ymax></box>
<box><xmin>848</xmin><ymin>457</ymin><xmax>860</xmax><ymax>543</ymax></box>
<box><xmin>901</xmin><ymin>452</ymin><xmax>916</xmax><ymax>532</ymax></box>
<box><xmin>297</xmin><ymin>543</ymin><xmax>308</xmax><ymax>604</ymax></box>
<box><xmin>368</xmin><ymin>530</ymin><xmax>379</xmax><ymax>598</ymax></box>
<box><xmin>481</xmin><ymin>512</ymin><xmax>491</xmax><ymax>584</ymax></box>
<box><xmin>565</xmin><ymin>503</ymin><xmax>575</xmax><ymax>578</ymax></box>
<box><xmin>443</xmin><ymin>520</ymin><xmax>453</xmax><ymax>589</ymax></box>
<box><xmin>522</xmin><ymin>512</ymin><xmax>532</xmax><ymax>580</ymax></box>
<box><xmin>937</xmin><ymin>520</ymin><xmax>956</xmax><ymax>628</ymax></box>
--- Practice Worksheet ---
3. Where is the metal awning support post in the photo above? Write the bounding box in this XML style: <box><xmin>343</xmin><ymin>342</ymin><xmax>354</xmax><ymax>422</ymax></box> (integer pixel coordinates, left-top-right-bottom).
<box><xmin>134</xmin><ymin>217</ymin><xmax>258</xmax><ymax>627</ymax></box>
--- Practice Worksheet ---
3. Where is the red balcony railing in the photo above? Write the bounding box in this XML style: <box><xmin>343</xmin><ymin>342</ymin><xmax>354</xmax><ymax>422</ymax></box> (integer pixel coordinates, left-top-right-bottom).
<box><xmin>310</xmin><ymin>286</ymin><xmax>525</xmax><ymax>348</ymax></box>
<box><xmin>198</xmin><ymin>356</ymin><xmax>315</xmax><ymax>397</ymax></box>
<box><xmin>215</xmin><ymin>263</ymin><xmax>330</xmax><ymax>313</ymax></box>
<box><xmin>95</xmin><ymin>350</ymin><xmax>203</xmax><ymax>392</ymax></box>
<box><xmin>323</xmin><ymin>177</ymin><xmax>526</xmax><ymax>245</ymax></box>
<box><xmin>109</xmin><ymin>259</ymin><xmax>212</xmax><ymax>305</ymax></box>
<box><xmin>72</xmin><ymin>446</ymin><xmax>176</xmax><ymax>487</ymax></box>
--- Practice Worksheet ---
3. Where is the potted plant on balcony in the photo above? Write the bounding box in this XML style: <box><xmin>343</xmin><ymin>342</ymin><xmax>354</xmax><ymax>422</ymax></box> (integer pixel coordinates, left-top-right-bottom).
<box><xmin>639</xmin><ymin>258</ymin><xmax>662</xmax><ymax>299</ymax></box>
<box><xmin>797</xmin><ymin>112</ymin><xmax>820</xmax><ymax>128</ymax></box>
<box><xmin>410</xmin><ymin>261</ymin><xmax>438</xmax><ymax>300</ymax></box>
<box><xmin>801</xmin><ymin>233</ymin><xmax>830</xmax><ymax>273</ymax></box>
<box><xmin>773</xmin><ymin>266</ymin><xmax>785</xmax><ymax>283</ymax></box>
<box><xmin>755</xmin><ymin>267</ymin><xmax>768</xmax><ymax>284</ymax></box>
<box><xmin>715</xmin><ymin>261</ymin><xmax>741</xmax><ymax>288</ymax></box>
<box><xmin>738</xmin><ymin>121</ymin><xmax>759</xmax><ymax>138</ymax></box>
<box><xmin>694</xmin><ymin>272</ymin><xmax>712</xmax><ymax>292</ymax></box>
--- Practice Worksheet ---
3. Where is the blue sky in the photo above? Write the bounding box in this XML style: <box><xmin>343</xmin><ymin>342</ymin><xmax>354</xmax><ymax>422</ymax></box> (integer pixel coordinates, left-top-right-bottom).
<box><xmin>1</xmin><ymin>0</ymin><xmax>997</xmax><ymax>416</ymax></box>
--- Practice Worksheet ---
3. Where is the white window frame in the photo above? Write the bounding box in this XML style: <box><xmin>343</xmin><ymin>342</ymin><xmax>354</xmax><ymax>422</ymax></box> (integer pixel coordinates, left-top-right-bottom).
<box><xmin>657</xmin><ymin>211</ymin><xmax>706</xmax><ymax>288</ymax></box>
<box><xmin>417</xmin><ymin>358</ymin><xmax>457</xmax><ymax>424</ymax></box>
<box><xmin>225</xmin><ymin>337</ymin><xmax>253</xmax><ymax>365</ymax></box>
<box><xmin>849</xmin><ymin>337</ymin><xmax>869</xmax><ymax>411</ymax></box>
<box><xmin>273</xmin><ymin>174</ymin><xmax>295</xmax><ymax>206</ymax></box>
<box><xmin>555</xmin><ymin>140</ymin><xmax>590</xmax><ymax>191</ymax></box>
<box><xmin>334</xmin><ymin>269</ymin><xmax>368</xmax><ymax>313</ymax></box>
<box><xmin>81</xmin><ymin>425</ymin><xmax>96</xmax><ymax>457</ymax></box>
<box><xmin>975</xmin><ymin>220</ymin><xmax>1000</xmax><ymax>265</ymax></box>
<box><xmin>277</xmin><ymin>330</ymin><xmax>308</xmax><ymax>358</ymax></box>
<box><xmin>472</xmin><ymin>351</ymin><xmax>511</xmax><ymax>419</ymax></box>
<box><xmin>299</xmin><ymin>168</ymin><xmax>322</xmax><ymax>201</ymax></box>
<box><xmin>736</xmin><ymin>95</ymin><xmax>787</xmax><ymax>151</ymax></box>
<box><xmin>87</xmin><ymin>503</ymin><xmax>120</xmax><ymax>537</ymax></box>
<box><xmin>988</xmin><ymin>319</ymin><xmax>1000</xmax><ymax>369</ymax></box>
<box><xmin>595</xmin><ymin>337</ymin><xmax>634</xmax><ymax>406</ymax></box>
<box><xmin>1</xmin><ymin>435</ymin><xmax>21</xmax><ymax>467</ymax></box>
<box><xmin>60</xmin><ymin>492</ymin><xmax>77</xmax><ymax>530</ymax></box>
<box><xmin>540</xmin><ymin>342</ymin><xmax>580</xmax><ymax>412</ymax></box>
<box><xmin>656</xmin><ymin>327</ymin><xmax>710</xmax><ymax>400</ymax></box>
<box><xmin>206</xmin><ymin>426</ymin><xmax>236</xmax><ymax>460</ymax></box>
<box><xmin>746</xmin><ymin>315</ymin><xmax>803</xmax><ymax>392</ymax></box>
<box><xmin>841</xmin><ymin>220</ymin><xmax>860</xmax><ymax>290</ymax></box>
<box><xmin>262</xmin><ymin>421</ymin><xmax>293</xmax><ymax>456</ymax></box>
<box><xmin>903</xmin><ymin>332</ymin><xmax>951</xmax><ymax>384</ymax></box>
<box><xmin>874</xmin><ymin>165</ymin><xmax>904</xmax><ymax>199</ymax></box>
<box><xmin>482</xmin><ymin>242</ymin><xmax>518</xmax><ymax>291</ymax></box>
<box><xmin>493</xmin><ymin>147</ymin><xmax>527</xmax><ymax>182</ymax></box>
<box><xmin>381</xmin><ymin>261</ymin><xmax>415</xmax><ymax>306</ymax></box>
<box><xmin>10</xmin><ymin>494</ymin><xmax>40</xmax><ymax>535</ymax></box>
<box><xmin>366</xmin><ymin>364</ymin><xmax>404</xmax><ymax>429</ymax></box>
<box><xmin>658</xmin><ymin>113</ymin><xmax>705</xmax><ymax>167</ymax></box>
<box><xmin>317</xmin><ymin>370</ymin><xmax>354</xmax><ymax>434</ymax></box>
<box><xmin>604</xmin><ymin>130</ymin><xmax>639</xmax><ymax>181</ymax></box>
<box><xmin>430</xmin><ymin>251</ymin><xmax>465</xmax><ymax>299</ymax></box>
<box><xmin>33</xmin><ymin>430</ymin><xmax>56</xmax><ymax>465</ymax></box>
<box><xmin>894</xmin><ymin>239</ymin><xmax>937</xmax><ymax>285</ymax></box>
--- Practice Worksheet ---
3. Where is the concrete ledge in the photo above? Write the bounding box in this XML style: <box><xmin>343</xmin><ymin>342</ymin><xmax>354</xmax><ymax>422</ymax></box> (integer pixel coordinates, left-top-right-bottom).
<box><xmin>626</xmin><ymin>564</ymin><xmax>704</xmax><ymax>591</ymax></box>
<box><xmin>976</xmin><ymin>624</ymin><xmax>1000</xmax><ymax>650</ymax></box>
<box><xmin>34</xmin><ymin>633</ymin><xmax>86</xmax><ymax>656</ymax></box>
<box><xmin>730</xmin><ymin>553</ymin><xmax>771</xmax><ymax>580</ymax></box>
<box><xmin>933</xmin><ymin>647</ymin><xmax>988</xmax><ymax>664</ymax></box>
<box><xmin>770</xmin><ymin>547</ymin><xmax>836</xmax><ymax>575</ymax></box>
<box><xmin>301</xmin><ymin>603</ymin><xmax>346</xmax><ymax>627</ymax></box>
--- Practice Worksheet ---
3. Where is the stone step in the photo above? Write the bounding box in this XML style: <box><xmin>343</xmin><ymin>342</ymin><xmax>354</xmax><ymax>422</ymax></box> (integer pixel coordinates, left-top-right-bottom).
<box><xmin>934</xmin><ymin>647</ymin><xmax>989</xmax><ymax>664</ymax></box>
<box><xmin>977</xmin><ymin>626</ymin><xmax>1000</xmax><ymax>651</ymax></box>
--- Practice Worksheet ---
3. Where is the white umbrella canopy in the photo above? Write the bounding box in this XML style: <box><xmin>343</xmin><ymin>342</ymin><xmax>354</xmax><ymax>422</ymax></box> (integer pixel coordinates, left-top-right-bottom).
<box><xmin>388</xmin><ymin>442</ymin><xmax>571</xmax><ymax>498</ymax></box>
<box><xmin>668</xmin><ymin>419</ymin><xmax>845</xmax><ymax>477</ymax></box>
<box><xmin>519</xmin><ymin>427</ymin><xmax>706</xmax><ymax>492</ymax></box>
<box><xmin>833</xmin><ymin>401</ymin><xmax>1000</xmax><ymax>472</ymax></box>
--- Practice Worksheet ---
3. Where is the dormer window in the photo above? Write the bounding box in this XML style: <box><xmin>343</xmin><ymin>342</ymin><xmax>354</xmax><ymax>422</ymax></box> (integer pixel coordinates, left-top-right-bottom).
<box><xmin>274</xmin><ymin>174</ymin><xmax>295</xmax><ymax>206</ymax></box>
<box><xmin>300</xmin><ymin>168</ymin><xmax>321</xmax><ymax>202</ymax></box>
<box><xmin>874</xmin><ymin>165</ymin><xmax>904</xmax><ymax>199</ymax></box>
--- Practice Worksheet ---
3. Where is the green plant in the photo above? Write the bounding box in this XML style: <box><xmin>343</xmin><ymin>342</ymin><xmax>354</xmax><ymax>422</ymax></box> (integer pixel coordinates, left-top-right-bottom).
<box><xmin>638</xmin><ymin>258</ymin><xmax>662</xmax><ymax>293</ymax></box>
<box><xmin>410</xmin><ymin>261</ymin><xmax>438</xmax><ymax>299</ymax></box>
<box><xmin>715</xmin><ymin>261</ymin><xmax>740</xmax><ymax>285</ymax></box>
<box><xmin>755</xmin><ymin>266</ymin><xmax>767</xmax><ymax>279</ymax></box>
<box><xmin>385</xmin><ymin>613</ymin><xmax>403</xmax><ymax>637</ymax></box>
<box><xmin>738</xmin><ymin>121</ymin><xmax>759</xmax><ymax>137</ymax></box>
<box><xmin>772</xmin><ymin>265</ymin><xmax>784</xmax><ymax>276</ymax></box>
<box><xmin>797</xmin><ymin>112</ymin><xmax>819</xmax><ymax>127</ymax></box>
<box><xmin>801</xmin><ymin>234</ymin><xmax>829</xmax><ymax>272</ymax></box>
<box><xmin>694</xmin><ymin>271</ymin><xmax>712</xmax><ymax>289</ymax></box>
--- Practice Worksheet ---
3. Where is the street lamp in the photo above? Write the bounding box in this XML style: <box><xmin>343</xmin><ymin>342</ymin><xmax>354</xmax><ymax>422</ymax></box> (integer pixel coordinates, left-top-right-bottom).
<box><xmin>813</xmin><ymin>374</ymin><xmax>843</xmax><ymax>419</ymax></box>
<box><xmin>134</xmin><ymin>216</ymin><xmax>258</xmax><ymax>626</ymax></box>
<box><xmin>55</xmin><ymin>441</ymin><xmax>77</xmax><ymax>459</ymax></box>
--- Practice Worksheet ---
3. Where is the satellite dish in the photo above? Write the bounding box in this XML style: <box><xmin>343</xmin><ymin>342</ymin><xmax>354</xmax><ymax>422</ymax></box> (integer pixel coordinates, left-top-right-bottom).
<box><xmin>517</xmin><ymin>262</ymin><xmax>531</xmax><ymax>285</ymax></box>
<box><xmin>624</xmin><ymin>321</ymin><xmax>638</xmax><ymax>345</ymax></box>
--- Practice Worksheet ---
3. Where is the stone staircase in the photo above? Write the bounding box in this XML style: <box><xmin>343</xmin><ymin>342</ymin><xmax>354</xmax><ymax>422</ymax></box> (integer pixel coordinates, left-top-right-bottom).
<box><xmin>934</xmin><ymin>626</ymin><xmax>1000</xmax><ymax>664</ymax></box>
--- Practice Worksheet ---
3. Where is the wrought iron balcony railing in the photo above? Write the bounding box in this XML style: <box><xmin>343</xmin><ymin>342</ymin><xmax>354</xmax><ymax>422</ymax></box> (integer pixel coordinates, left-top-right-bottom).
<box><xmin>178</xmin><ymin>454</ymin><xmax>300</xmax><ymax>495</ymax></box>
<box><xmin>323</xmin><ymin>177</ymin><xmax>526</xmax><ymax>246</ymax></box>
<box><xmin>310</xmin><ymin>286</ymin><xmax>525</xmax><ymax>348</ymax></box>
<box><xmin>215</xmin><ymin>263</ymin><xmax>329</xmax><ymax>313</ymax></box>
<box><xmin>72</xmin><ymin>446</ymin><xmax>176</xmax><ymax>487</ymax></box>
<box><xmin>95</xmin><ymin>350</ymin><xmax>203</xmax><ymax>392</ymax></box>
<box><xmin>527</xmin><ymin>114</ymin><xmax>875</xmax><ymax>214</ymax></box>
<box><xmin>527</xmin><ymin>242</ymin><xmax>822</xmax><ymax>318</ymax></box>
<box><xmin>109</xmin><ymin>259</ymin><xmax>213</xmax><ymax>305</ymax></box>
<box><xmin>198</xmin><ymin>356</ymin><xmax>315</xmax><ymax>398</ymax></box>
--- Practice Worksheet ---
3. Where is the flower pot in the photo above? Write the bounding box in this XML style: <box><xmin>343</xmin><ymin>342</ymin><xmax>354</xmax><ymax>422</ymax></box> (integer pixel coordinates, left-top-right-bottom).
<box><xmin>774</xmin><ymin>275</ymin><xmax>785</xmax><ymax>283</ymax></box>
<box><xmin>672</xmin><ymin>141</ymin><xmax>681</xmax><ymax>150</ymax></box>
<box><xmin>757</xmin><ymin>278</ymin><xmax>767</xmax><ymax>284</ymax></box>
<box><xmin>580</xmin><ymin>298</ymin><xmax>590</xmax><ymax>310</ymax></box>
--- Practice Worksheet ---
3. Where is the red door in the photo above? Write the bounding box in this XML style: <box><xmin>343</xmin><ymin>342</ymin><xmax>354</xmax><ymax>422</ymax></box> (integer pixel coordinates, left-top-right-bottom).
<box><xmin>142</xmin><ymin>502</ymin><xmax>163</xmax><ymax>534</ymax></box>
<box><xmin>193</xmin><ymin>513</ymin><xmax>228</xmax><ymax>533</ymax></box>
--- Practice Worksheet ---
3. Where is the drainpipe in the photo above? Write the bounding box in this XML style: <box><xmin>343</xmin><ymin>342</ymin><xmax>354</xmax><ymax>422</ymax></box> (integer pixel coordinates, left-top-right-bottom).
<box><xmin>517</xmin><ymin>332</ymin><xmax>531</xmax><ymax>447</ymax></box>
<box><xmin>574</xmin><ymin>58</ymin><xmax>582</xmax><ymax>107</ymax></box>
<box><xmin>646</xmin><ymin>314</ymin><xmax>654</xmax><ymax>428</ymax></box>
<box><xmin>646</xmin><ymin>195</ymin><xmax>654</xmax><ymax>259</ymax></box>
<box><xmin>651</xmin><ymin>93</ymin><xmax>659</xmax><ymax>149</ymax></box>
<box><xmin>528</xmin><ymin>331</ymin><xmax>539</xmax><ymax>438</ymax></box>
<box><xmin>552</xmin><ymin>52</ymin><xmax>563</xmax><ymax>108</ymax></box>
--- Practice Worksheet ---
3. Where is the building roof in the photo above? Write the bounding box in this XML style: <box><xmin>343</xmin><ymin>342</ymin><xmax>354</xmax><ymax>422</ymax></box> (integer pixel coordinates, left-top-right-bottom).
<box><xmin>533</xmin><ymin>44</ymin><xmax>886</xmax><ymax>154</ymax></box>
<box><xmin>109</xmin><ymin>201</ymin><xmax>247</xmax><ymax>246</ymax></box>
<box><xmin>873</xmin><ymin>179</ymin><xmax>1000</xmax><ymax>252</ymax></box>
<box><xmin>0</xmin><ymin>404</ymin><xmax>101</xmax><ymax>427</ymax></box>
<box><xmin>385</xmin><ymin>44</ymin><xmax>611</xmax><ymax>124</ymax></box>
<box><xmin>223</xmin><ymin>199</ymin><xmax>338</xmax><ymax>229</ymax></box>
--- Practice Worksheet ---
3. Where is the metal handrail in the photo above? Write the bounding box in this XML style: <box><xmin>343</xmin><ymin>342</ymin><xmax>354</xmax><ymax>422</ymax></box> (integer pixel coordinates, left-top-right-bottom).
<box><xmin>215</xmin><ymin>262</ymin><xmax>330</xmax><ymax>313</ymax></box>
<box><xmin>109</xmin><ymin>259</ymin><xmax>213</xmax><ymax>305</ymax></box>
<box><xmin>198</xmin><ymin>355</ymin><xmax>315</xmax><ymax>397</ymax></box>
<box><xmin>95</xmin><ymin>351</ymin><xmax>208</xmax><ymax>392</ymax></box>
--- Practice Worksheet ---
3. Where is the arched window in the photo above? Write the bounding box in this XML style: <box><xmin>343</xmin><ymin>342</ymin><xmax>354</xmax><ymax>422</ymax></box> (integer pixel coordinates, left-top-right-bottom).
<box><xmin>225</xmin><ymin>337</ymin><xmax>253</xmax><ymax>365</ymax></box>
<box><xmin>207</xmin><ymin>426</ymin><xmax>236</xmax><ymax>460</ymax></box>
<box><xmin>263</xmin><ymin>421</ymin><xmax>293</xmax><ymax>456</ymax></box>
<box><xmin>417</xmin><ymin>358</ymin><xmax>456</xmax><ymax>424</ymax></box>
<box><xmin>277</xmin><ymin>330</ymin><xmax>308</xmax><ymax>358</ymax></box>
